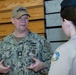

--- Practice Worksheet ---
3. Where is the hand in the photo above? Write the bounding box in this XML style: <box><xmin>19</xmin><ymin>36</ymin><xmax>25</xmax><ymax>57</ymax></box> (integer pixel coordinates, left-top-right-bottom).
<box><xmin>27</xmin><ymin>57</ymin><xmax>44</xmax><ymax>72</ymax></box>
<box><xmin>0</xmin><ymin>59</ymin><xmax>10</xmax><ymax>74</ymax></box>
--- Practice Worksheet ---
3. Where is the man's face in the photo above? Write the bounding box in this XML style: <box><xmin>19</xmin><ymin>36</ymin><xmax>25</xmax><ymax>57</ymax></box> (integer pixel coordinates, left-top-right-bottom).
<box><xmin>12</xmin><ymin>15</ymin><xmax>29</xmax><ymax>32</ymax></box>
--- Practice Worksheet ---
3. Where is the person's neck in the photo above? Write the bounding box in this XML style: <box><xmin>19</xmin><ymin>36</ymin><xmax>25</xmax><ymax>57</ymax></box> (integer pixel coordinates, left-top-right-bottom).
<box><xmin>70</xmin><ymin>26</ymin><xmax>76</xmax><ymax>38</ymax></box>
<box><xmin>71</xmin><ymin>32</ymin><xmax>76</xmax><ymax>38</ymax></box>
<box><xmin>13</xmin><ymin>30</ymin><xmax>28</xmax><ymax>38</ymax></box>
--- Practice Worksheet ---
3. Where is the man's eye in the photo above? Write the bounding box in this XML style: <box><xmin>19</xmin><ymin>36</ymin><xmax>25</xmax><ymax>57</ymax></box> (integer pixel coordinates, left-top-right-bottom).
<box><xmin>17</xmin><ymin>18</ymin><xmax>20</xmax><ymax>20</ymax></box>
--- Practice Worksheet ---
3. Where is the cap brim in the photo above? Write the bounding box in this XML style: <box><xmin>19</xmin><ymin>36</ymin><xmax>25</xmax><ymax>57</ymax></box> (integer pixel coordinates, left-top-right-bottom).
<box><xmin>15</xmin><ymin>11</ymin><xmax>30</xmax><ymax>19</ymax></box>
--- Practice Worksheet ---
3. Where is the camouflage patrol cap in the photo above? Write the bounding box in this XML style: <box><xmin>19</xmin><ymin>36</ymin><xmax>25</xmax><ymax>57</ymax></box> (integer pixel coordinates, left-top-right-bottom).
<box><xmin>12</xmin><ymin>6</ymin><xmax>30</xmax><ymax>18</ymax></box>
<box><xmin>61</xmin><ymin>0</ymin><xmax>76</xmax><ymax>9</ymax></box>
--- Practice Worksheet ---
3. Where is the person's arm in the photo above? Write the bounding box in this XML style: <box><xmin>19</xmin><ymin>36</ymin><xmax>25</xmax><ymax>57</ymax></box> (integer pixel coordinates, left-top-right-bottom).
<box><xmin>39</xmin><ymin>40</ymin><xmax>53</xmax><ymax>74</ymax></box>
<box><xmin>0</xmin><ymin>41</ymin><xmax>10</xmax><ymax>74</ymax></box>
<box><xmin>27</xmin><ymin>39</ymin><xmax>53</xmax><ymax>74</ymax></box>
<box><xmin>27</xmin><ymin>57</ymin><xmax>44</xmax><ymax>72</ymax></box>
<box><xmin>0</xmin><ymin>59</ymin><xmax>10</xmax><ymax>74</ymax></box>
<box><xmin>48</xmin><ymin>47</ymin><xmax>71</xmax><ymax>75</ymax></box>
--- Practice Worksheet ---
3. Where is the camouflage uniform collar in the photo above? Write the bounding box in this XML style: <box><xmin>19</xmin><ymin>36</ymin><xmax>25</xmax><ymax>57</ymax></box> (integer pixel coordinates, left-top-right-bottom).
<box><xmin>11</xmin><ymin>30</ymin><xmax>32</xmax><ymax>43</ymax></box>
<box><xmin>2</xmin><ymin>30</ymin><xmax>33</xmax><ymax>45</ymax></box>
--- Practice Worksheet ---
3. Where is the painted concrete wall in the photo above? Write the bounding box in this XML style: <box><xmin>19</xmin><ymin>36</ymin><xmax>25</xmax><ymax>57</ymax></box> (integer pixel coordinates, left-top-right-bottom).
<box><xmin>44</xmin><ymin>0</ymin><xmax>69</xmax><ymax>52</ymax></box>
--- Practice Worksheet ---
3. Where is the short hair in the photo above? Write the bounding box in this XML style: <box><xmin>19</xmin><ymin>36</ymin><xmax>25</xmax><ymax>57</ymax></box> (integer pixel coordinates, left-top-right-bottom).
<box><xmin>60</xmin><ymin>7</ymin><xmax>76</xmax><ymax>27</ymax></box>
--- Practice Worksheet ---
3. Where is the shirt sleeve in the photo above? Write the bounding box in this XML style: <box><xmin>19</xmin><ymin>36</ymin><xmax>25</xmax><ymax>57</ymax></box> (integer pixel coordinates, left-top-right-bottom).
<box><xmin>0</xmin><ymin>41</ymin><xmax>3</xmax><ymax>61</ymax></box>
<box><xmin>0</xmin><ymin>41</ymin><xmax>5</xmax><ymax>75</ymax></box>
<box><xmin>39</xmin><ymin>40</ymin><xmax>53</xmax><ymax>74</ymax></box>
<box><xmin>48</xmin><ymin>46</ymin><xmax>71</xmax><ymax>75</ymax></box>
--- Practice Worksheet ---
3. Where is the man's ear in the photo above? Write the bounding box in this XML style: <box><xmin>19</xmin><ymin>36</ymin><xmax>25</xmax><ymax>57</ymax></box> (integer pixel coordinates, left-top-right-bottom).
<box><xmin>11</xmin><ymin>18</ymin><xmax>14</xmax><ymax>24</ymax></box>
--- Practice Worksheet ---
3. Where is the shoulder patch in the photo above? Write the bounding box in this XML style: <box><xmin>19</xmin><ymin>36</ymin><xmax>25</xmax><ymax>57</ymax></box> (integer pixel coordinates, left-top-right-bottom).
<box><xmin>51</xmin><ymin>51</ymin><xmax>60</xmax><ymax>62</ymax></box>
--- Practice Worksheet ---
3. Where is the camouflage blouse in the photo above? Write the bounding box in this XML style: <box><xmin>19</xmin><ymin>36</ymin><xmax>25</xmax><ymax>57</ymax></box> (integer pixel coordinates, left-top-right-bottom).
<box><xmin>0</xmin><ymin>31</ymin><xmax>53</xmax><ymax>75</ymax></box>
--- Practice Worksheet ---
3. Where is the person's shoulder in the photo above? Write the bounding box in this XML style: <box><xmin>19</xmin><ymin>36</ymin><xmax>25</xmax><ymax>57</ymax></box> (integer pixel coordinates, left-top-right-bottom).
<box><xmin>58</xmin><ymin>39</ymin><xmax>75</xmax><ymax>51</ymax></box>
<box><xmin>55</xmin><ymin>41</ymin><xmax>70</xmax><ymax>52</ymax></box>
<box><xmin>51</xmin><ymin>42</ymin><xmax>70</xmax><ymax>62</ymax></box>
<box><xmin>31</xmin><ymin>32</ymin><xmax>45</xmax><ymax>40</ymax></box>
<box><xmin>2</xmin><ymin>34</ymin><xmax>12</xmax><ymax>42</ymax></box>
<box><xmin>0</xmin><ymin>41</ymin><xmax>1</xmax><ymax>45</ymax></box>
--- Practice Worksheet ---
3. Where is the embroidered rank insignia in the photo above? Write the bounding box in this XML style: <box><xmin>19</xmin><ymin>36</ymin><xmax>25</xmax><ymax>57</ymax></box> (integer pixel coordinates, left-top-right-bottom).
<box><xmin>52</xmin><ymin>51</ymin><xmax>60</xmax><ymax>62</ymax></box>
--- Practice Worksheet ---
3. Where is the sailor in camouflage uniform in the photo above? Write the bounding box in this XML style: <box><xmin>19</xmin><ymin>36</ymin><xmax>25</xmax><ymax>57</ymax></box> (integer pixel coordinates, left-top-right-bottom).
<box><xmin>0</xmin><ymin>6</ymin><xmax>53</xmax><ymax>75</ymax></box>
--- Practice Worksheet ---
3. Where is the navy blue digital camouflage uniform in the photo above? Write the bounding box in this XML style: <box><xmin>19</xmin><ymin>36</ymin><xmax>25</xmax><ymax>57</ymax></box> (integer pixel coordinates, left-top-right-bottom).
<box><xmin>0</xmin><ymin>31</ymin><xmax>53</xmax><ymax>75</ymax></box>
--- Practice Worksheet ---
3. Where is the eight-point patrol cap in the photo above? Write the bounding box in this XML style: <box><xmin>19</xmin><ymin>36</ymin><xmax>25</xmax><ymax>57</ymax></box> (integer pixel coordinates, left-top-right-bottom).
<box><xmin>61</xmin><ymin>0</ymin><xmax>76</xmax><ymax>9</ymax></box>
<box><xmin>12</xmin><ymin>6</ymin><xmax>30</xmax><ymax>19</ymax></box>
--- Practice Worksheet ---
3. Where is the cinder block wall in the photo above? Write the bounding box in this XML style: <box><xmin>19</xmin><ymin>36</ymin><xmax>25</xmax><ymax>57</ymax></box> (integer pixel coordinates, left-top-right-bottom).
<box><xmin>44</xmin><ymin>0</ymin><xmax>69</xmax><ymax>52</ymax></box>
